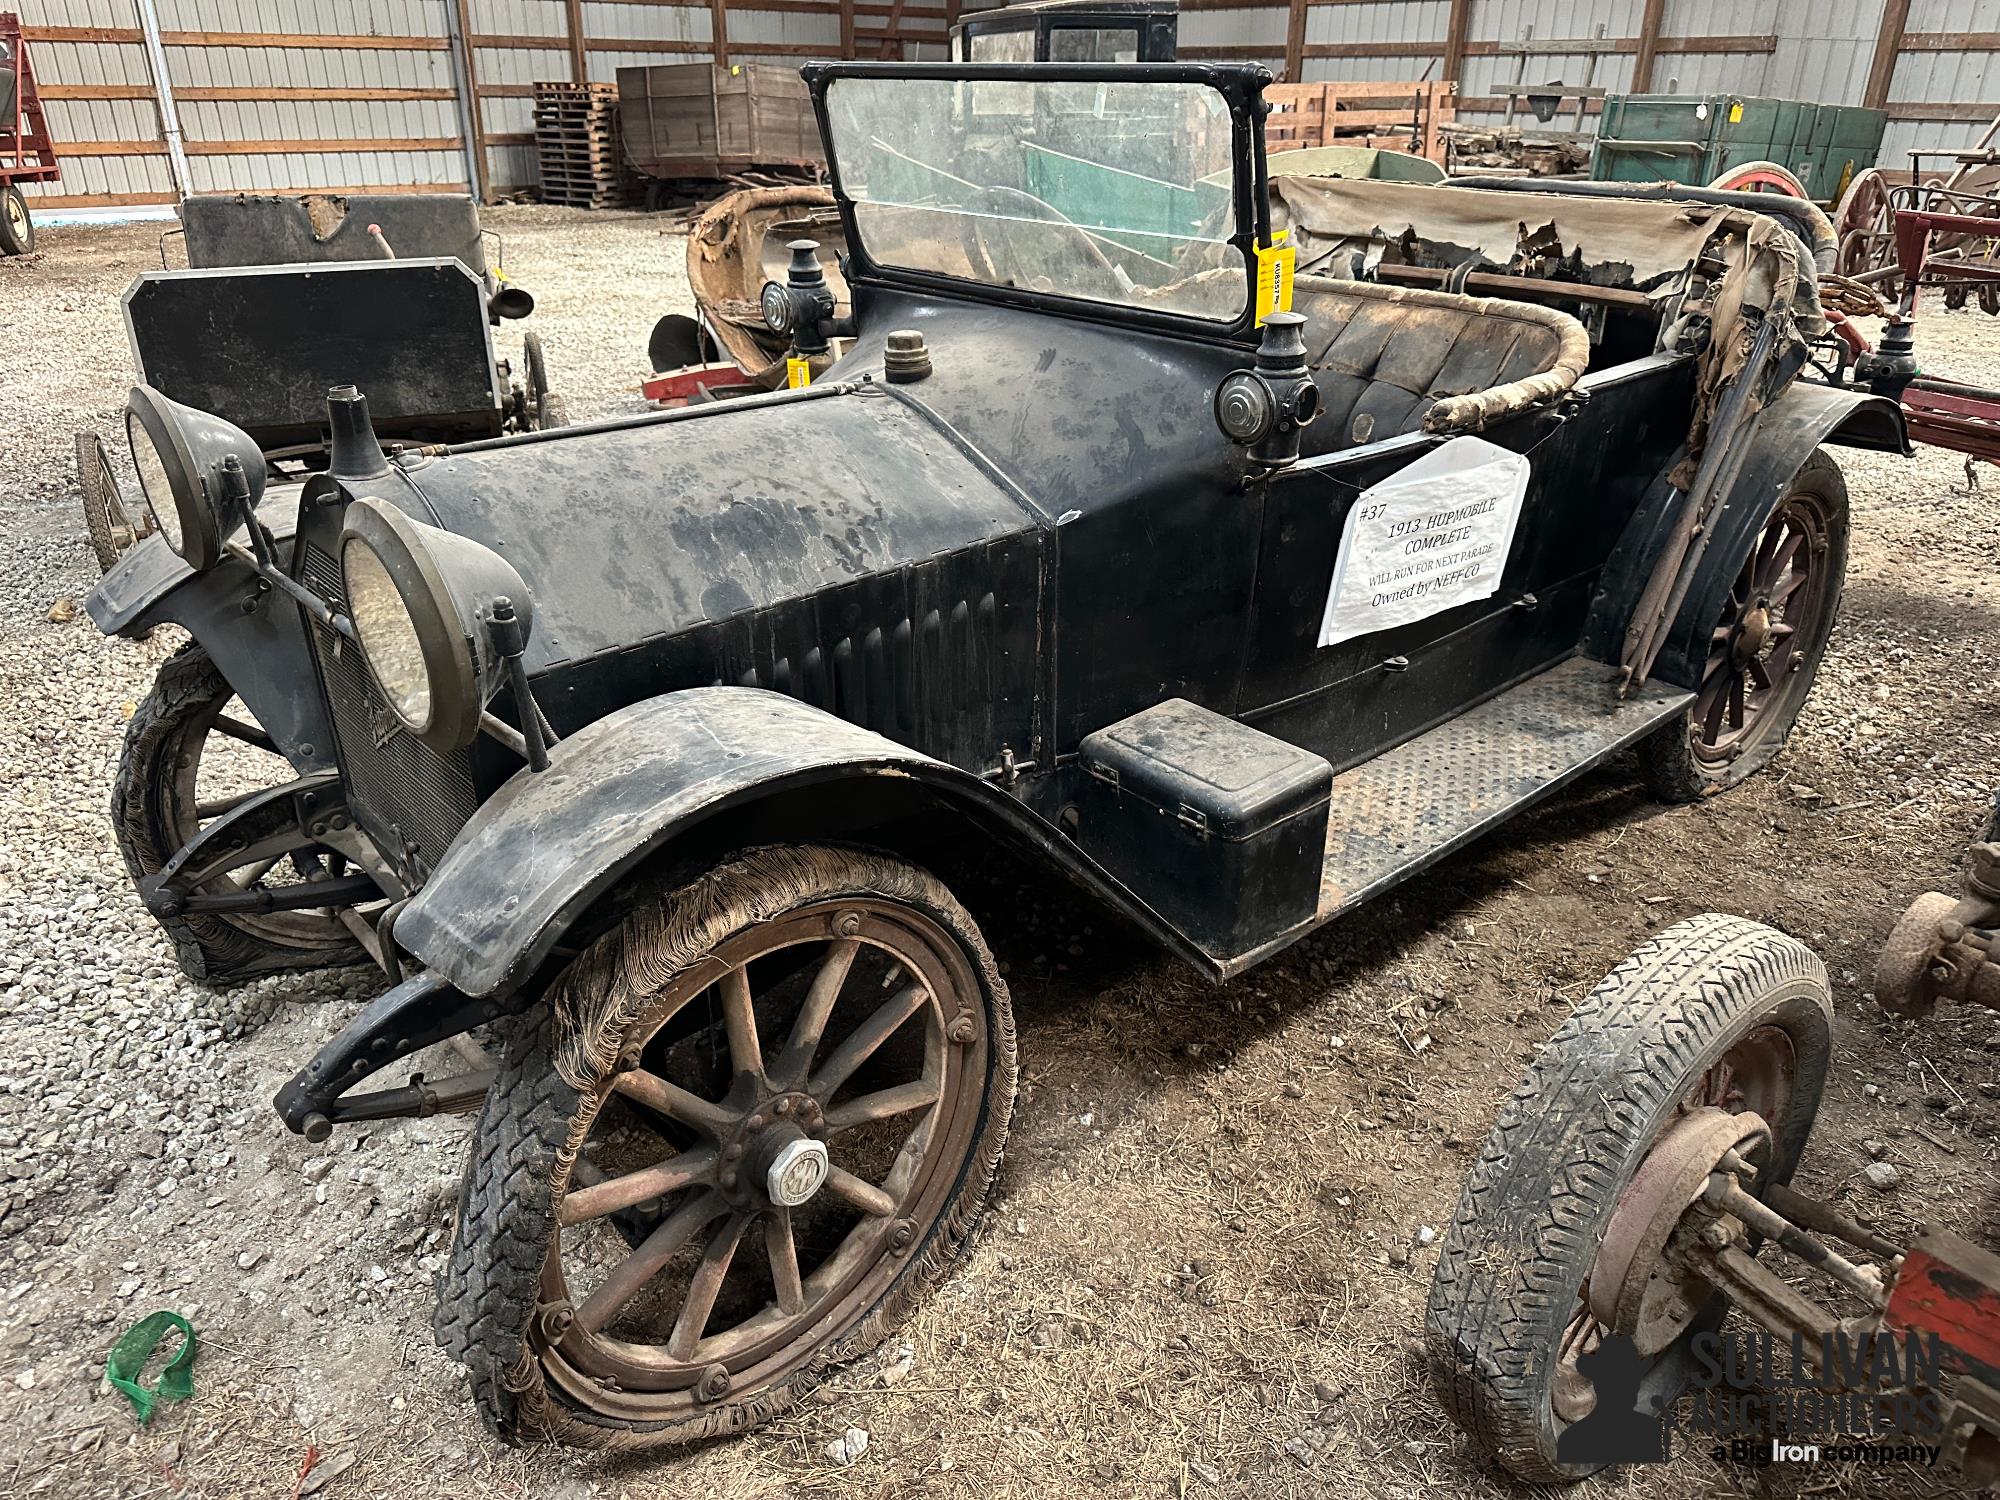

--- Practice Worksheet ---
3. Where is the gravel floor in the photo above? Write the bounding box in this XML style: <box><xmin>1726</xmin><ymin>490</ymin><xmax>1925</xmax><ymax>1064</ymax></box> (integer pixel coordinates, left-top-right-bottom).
<box><xmin>0</xmin><ymin>211</ymin><xmax>1995</xmax><ymax>1500</ymax></box>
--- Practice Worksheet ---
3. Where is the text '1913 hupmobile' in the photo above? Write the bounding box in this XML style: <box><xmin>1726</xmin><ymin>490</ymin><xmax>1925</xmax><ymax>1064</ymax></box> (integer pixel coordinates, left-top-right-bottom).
<box><xmin>86</xmin><ymin>61</ymin><xmax>1905</xmax><ymax>1450</ymax></box>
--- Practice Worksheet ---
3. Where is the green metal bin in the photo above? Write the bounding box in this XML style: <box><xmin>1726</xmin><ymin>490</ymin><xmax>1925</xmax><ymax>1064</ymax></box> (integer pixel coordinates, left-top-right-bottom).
<box><xmin>1591</xmin><ymin>93</ymin><xmax>1885</xmax><ymax>204</ymax></box>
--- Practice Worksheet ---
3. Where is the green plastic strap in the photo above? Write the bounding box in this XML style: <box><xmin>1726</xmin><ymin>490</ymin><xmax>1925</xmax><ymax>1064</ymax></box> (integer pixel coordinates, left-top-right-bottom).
<box><xmin>105</xmin><ymin>1311</ymin><xmax>197</xmax><ymax>1424</ymax></box>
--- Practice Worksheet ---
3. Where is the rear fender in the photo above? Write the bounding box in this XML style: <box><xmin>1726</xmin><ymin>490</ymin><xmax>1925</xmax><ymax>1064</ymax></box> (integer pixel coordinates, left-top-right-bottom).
<box><xmin>394</xmin><ymin>687</ymin><xmax>1214</xmax><ymax>997</ymax></box>
<box><xmin>84</xmin><ymin>533</ymin><xmax>334</xmax><ymax>773</ymax></box>
<box><xmin>1584</xmin><ymin>382</ymin><xmax>1899</xmax><ymax>690</ymax></box>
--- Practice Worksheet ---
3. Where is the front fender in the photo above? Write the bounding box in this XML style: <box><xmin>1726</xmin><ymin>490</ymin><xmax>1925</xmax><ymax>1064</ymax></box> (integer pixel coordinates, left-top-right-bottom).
<box><xmin>395</xmin><ymin>687</ymin><xmax>1213</xmax><ymax>997</ymax></box>
<box><xmin>84</xmin><ymin>531</ymin><xmax>334</xmax><ymax>773</ymax></box>
<box><xmin>1585</xmin><ymin>381</ymin><xmax>1901</xmax><ymax>690</ymax></box>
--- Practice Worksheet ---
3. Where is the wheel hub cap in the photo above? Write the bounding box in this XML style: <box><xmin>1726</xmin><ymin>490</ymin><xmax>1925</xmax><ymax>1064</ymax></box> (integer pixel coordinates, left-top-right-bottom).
<box><xmin>1734</xmin><ymin>603</ymin><xmax>1772</xmax><ymax>663</ymax></box>
<box><xmin>765</xmin><ymin>1135</ymin><xmax>829</xmax><ymax>1207</ymax></box>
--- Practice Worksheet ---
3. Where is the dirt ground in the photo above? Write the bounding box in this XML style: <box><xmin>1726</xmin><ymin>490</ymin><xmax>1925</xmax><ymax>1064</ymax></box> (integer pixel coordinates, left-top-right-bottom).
<box><xmin>0</xmin><ymin>208</ymin><xmax>1995</xmax><ymax>1500</ymax></box>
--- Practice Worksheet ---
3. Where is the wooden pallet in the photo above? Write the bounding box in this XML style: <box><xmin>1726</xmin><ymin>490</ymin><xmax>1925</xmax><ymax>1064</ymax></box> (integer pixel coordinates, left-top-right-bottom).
<box><xmin>1265</xmin><ymin>80</ymin><xmax>1457</xmax><ymax>164</ymax></box>
<box><xmin>532</xmin><ymin>80</ymin><xmax>636</xmax><ymax>208</ymax></box>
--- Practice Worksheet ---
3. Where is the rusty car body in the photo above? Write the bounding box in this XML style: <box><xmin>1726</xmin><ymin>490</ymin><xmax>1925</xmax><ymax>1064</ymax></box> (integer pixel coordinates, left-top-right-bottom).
<box><xmin>86</xmin><ymin>60</ymin><xmax>1902</xmax><ymax>1451</ymax></box>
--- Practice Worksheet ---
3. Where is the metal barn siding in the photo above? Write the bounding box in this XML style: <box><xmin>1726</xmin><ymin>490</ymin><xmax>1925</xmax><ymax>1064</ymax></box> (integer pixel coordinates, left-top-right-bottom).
<box><xmin>1884</xmin><ymin>0</ymin><xmax>2000</xmax><ymax>163</ymax></box>
<box><xmin>17</xmin><ymin>0</ymin><xmax>175</xmax><ymax>206</ymax></box>
<box><xmin>1458</xmin><ymin>0</ymin><xmax>1640</xmax><ymax>124</ymax></box>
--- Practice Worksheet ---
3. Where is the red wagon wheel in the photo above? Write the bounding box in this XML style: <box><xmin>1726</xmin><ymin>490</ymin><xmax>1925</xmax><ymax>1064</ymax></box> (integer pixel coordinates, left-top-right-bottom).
<box><xmin>1708</xmin><ymin>160</ymin><xmax>1809</xmax><ymax>198</ymax></box>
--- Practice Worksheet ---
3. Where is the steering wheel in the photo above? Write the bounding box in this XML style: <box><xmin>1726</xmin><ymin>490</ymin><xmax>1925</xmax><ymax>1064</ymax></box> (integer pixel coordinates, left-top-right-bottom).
<box><xmin>958</xmin><ymin>184</ymin><xmax>1129</xmax><ymax>299</ymax></box>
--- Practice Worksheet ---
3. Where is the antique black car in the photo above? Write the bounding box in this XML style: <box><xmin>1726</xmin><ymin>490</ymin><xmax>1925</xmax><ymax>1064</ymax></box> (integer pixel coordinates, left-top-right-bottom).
<box><xmin>86</xmin><ymin>61</ymin><xmax>1904</xmax><ymax>1451</ymax></box>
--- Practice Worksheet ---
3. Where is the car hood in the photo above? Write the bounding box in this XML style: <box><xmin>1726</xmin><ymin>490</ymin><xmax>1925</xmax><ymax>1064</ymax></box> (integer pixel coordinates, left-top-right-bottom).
<box><xmin>387</xmin><ymin>383</ymin><xmax>1042</xmax><ymax>674</ymax></box>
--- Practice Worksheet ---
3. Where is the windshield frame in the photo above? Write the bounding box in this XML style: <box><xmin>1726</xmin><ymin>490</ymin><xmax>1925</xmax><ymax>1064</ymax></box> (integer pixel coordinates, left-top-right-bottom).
<box><xmin>800</xmin><ymin>60</ymin><xmax>1272</xmax><ymax>344</ymax></box>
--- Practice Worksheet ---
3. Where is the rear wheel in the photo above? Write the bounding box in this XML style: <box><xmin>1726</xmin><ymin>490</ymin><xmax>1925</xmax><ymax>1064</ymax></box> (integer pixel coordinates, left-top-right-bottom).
<box><xmin>1426</xmin><ymin>914</ymin><xmax>1832</xmax><ymax>1483</ymax></box>
<box><xmin>435</xmin><ymin>844</ymin><xmax>1016</xmax><ymax>1450</ymax></box>
<box><xmin>77</xmin><ymin>430</ymin><xmax>144</xmax><ymax>573</ymax></box>
<box><xmin>0</xmin><ymin>187</ymin><xmax>32</xmax><ymax>255</ymax></box>
<box><xmin>113</xmin><ymin>643</ymin><xmax>369</xmax><ymax>983</ymax></box>
<box><xmin>1640</xmin><ymin>449</ymin><xmax>1847</xmax><ymax>801</ymax></box>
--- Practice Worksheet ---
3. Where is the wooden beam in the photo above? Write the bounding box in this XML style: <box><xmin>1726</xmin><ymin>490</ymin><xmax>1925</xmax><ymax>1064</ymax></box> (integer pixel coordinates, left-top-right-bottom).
<box><xmin>1898</xmin><ymin>31</ymin><xmax>2000</xmax><ymax>50</ymax></box>
<box><xmin>176</xmin><ymin>85</ymin><xmax>457</xmax><ymax>102</ymax></box>
<box><xmin>1865</xmin><ymin>0</ymin><xmax>1912</xmax><ymax>110</ymax></box>
<box><xmin>57</xmin><ymin>139</ymin><xmax>170</xmax><ymax>156</ymax></box>
<box><xmin>1631</xmin><ymin>0</ymin><xmax>1666</xmax><ymax>90</ymax></box>
<box><xmin>26</xmin><ymin>24</ymin><xmax>454</xmax><ymax>50</ymax></box>
<box><xmin>1440</xmin><ymin>0</ymin><xmax>1470</xmax><ymax>82</ymax></box>
<box><xmin>450</xmin><ymin>0</ymin><xmax>488</xmax><ymax>202</ymax></box>
<box><xmin>711</xmin><ymin>0</ymin><xmax>730</xmax><ymax>66</ymax></box>
<box><xmin>879</xmin><ymin>0</ymin><xmax>908</xmax><ymax>58</ymax></box>
<box><xmin>839</xmin><ymin>0</ymin><xmax>856</xmax><ymax>56</ymax></box>
<box><xmin>23</xmin><ymin>190</ymin><xmax>180</xmax><ymax>207</ymax></box>
<box><xmin>1283</xmin><ymin>0</ymin><xmax>1308</xmax><ymax>83</ymax></box>
<box><xmin>1460</xmin><ymin>34</ymin><xmax>1776</xmax><ymax>58</ymax></box>
<box><xmin>565</xmin><ymin>0</ymin><xmax>588</xmax><ymax>82</ymax></box>
<box><xmin>1301</xmin><ymin>41</ymin><xmax>1439</xmax><ymax>59</ymax></box>
<box><xmin>182</xmin><ymin>136</ymin><xmax>465</xmax><ymax>154</ymax></box>
<box><xmin>1885</xmin><ymin>100</ymin><xmax>2000</xmax><ymax>122</ymax></box>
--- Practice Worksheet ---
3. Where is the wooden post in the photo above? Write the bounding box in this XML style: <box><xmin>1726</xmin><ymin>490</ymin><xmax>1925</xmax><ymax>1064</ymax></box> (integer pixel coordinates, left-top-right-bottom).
<box><xmin>1284</xmin><ymin>0</ymin><xmax>1307</xmax><ymax>84</ymax></box>
<box><xmin>448</xmin><ymin>0</ymin><xmax>488</xmax><ymax>199</ymax></box>
<box><xmin>1864</xmin><ymin>0</ymin><xmax>1911</xmax><ymax>110</ymax></box>
<box><xmin>564</xmin><ymin>0</ymin><xmax>586</xmax><ymax>83</ymax></box>
<box><xmin>880</xmin><ymin>0</ymin><xmax>907</xmax><ymax>59</ymax></box>
<box><xmin>838</xmin><ymin>0</ymin><xmax>855</xmax><ymax>58</ymax></box>
<box><xmin>711</xmin><ymin>0</ymin><xmax>730</xmax><ymax>68</ymax></box>
<box><xmin>1631</xmin><ymin>0</ymin><xmax>1667</xmax><ymax>92</ymax></box>
<box><xmin>1440</xmin><ymin>0</ymin><xmax>1470</xmax><ymax>84</ymax></box>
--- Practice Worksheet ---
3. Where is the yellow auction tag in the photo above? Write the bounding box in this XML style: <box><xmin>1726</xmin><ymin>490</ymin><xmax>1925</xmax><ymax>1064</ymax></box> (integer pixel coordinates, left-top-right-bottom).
<box><xmin>1255</xmin><ymin>230</ymin><xmax>1295</xmax><ymax>326</ymax></box>
<box><xmin>1728</xmin><ymin>101</ymin><xmax>1743</xmax><ymax>122</ymax></box>
<box><xmin>786</xmin><ymin>356</ymin><xmax>811</xmax><ymax>389</ymax></box>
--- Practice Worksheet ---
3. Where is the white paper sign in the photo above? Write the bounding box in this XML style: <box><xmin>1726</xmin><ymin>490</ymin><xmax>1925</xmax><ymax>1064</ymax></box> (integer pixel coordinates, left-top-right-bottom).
<box><xmin>1317</xmin><ymin>435</ymin><xmax>1531</xmax><ymax>648</ymax></box>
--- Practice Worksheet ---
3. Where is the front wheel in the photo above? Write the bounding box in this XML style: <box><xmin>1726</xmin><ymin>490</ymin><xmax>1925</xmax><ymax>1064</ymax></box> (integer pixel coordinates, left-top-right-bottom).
<box><xmin>1640</xmin><ymin>449</ymin><xmax>1848</xmax><ymax>801</ymax></box>
<box><xmin>435</xmin><ymin>844</ymin><xmax>1017</xmax><ymax>1450</ymax></box>
<box><xmin>0</xmin><ymin>186</ymin><xmax>32</xmax><ymax>255</ymax></box>
<box><xmin>1426</xmin><ymin>914</ymin><xmax>1832</xmax><ymax>1484</ymax></box>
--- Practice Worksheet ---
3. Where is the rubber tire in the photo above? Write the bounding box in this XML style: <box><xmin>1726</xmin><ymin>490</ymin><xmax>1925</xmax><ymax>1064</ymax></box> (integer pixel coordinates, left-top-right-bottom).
<box><xmin>77</xmin><ymin>430</ymin><xmax>134</xmax><ymax>573</ymax></box>
<box><xmin>0</xmin><ymin>187</ymin><xmax>32</xmax><ymax>256</ymax></box>
<box><xmin>112</xmin><ymin>642</ymin><xmax>367</xmax><ymax>984</ymax></box>
<box><xmin>1639</xmin><ymin>449</ymin><xmax>1849</xmax><ymax>803</ymax></box>
<box><xmin>433</xmin><ymin>844</ymin><xmax>1018</xmax><ymax>1452</ymax></box>
<box><xmin>1425</xmin><ymin>913</ymin><xmax>1832</xmax><ymax>1485</ymax></box>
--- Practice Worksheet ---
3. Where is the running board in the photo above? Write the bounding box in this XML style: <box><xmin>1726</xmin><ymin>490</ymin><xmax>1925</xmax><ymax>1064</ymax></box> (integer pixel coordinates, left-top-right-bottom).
<box><xmin>1222</xmin><ymin>658</ymin><xmax>1692</xmax><ymax>976</ymax></box>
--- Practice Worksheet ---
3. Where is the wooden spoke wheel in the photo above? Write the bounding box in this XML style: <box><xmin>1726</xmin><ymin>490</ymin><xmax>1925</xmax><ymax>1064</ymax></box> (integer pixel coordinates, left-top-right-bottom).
<box><xmin>113</xmin><ymin>643</ymin><xmax>370</xmax><ymax>982</ymax></box>
<box><xmin>1640</xmin><ymin>450</ymin><xmax>1848</xmax><ymax>801</ymax></box>
<box><xmin>76</xmin><ymin>430</ymin><xmax>147</xmax><ymax>574</ymax></box>
<box><xmin>1427</xmin><ymin>915</ymin><xmax>1832</xmax><ymax>1484</ymax></box>
<box><xmin>437</xmin><ymin>845</ymin><xmax>1016</xmax><ymax>1451</ymax></box>
<box><xmin>1708</xmin><ymin>160</ymin><xmax>1809</xmax><ymax>198</ymax></box>
<box><xmin>1834</xmin><ymin>168</ymin><xmax>1897</xmax><ymax>289</ymax></box>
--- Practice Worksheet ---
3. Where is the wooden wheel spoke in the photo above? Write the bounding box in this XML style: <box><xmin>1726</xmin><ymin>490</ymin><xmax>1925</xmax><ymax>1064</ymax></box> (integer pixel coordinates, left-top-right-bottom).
<box><xmin>822</xmin><ymin>1164</ymin><xmax>897</xmax><ymax>1217</ymax></box>
<box><xmin>558</xmin><ymin>1147</ymin><xmax>717</xmax><ymax>1227</ymax></box>
<box><xmin>719</xmin><ymin>967</ymin><xmax>764</xmax><ymax>1082</ymax></box>
<box><xmin>765</xmin><ymin>1209</ymin><xmax>805</xmax><ymax>1317</ymax></box>
<box><xmin>822</xmin><ymin>1078</ymin><xmax>940</xmax><ymax>1132</ymax></box>
<box><xmin>774</xmin><ymin>937</ymin><xmax>859</xmax><ymax>1086</ymax></box>
<box><xmin>1768</xmin><ymin>568</ymin><xmax>1807</xmax><ymax>607</ymax></box>
<box><xmin>809</xmin><ymin>983</ymin><xmax>927</xmax><ymax>1100</ymax></box>
<box><xmin>575</xmin><ymin>1190</ymin><xmax>728</xmax><ymax>1334</ymax></box>
<box><xmin>613</xmin><ymin>1069</ymin><xmax>735</xmax><ymax>1138</ymax></box>
<box><xmin>666</xmin><ymin>1215</ymin><xmax>748</xmax><ymax>1360</ymax></box>
<box><xmin>1745</xmin><ymin>655</ymin><xmax>1773</xmax><ymax>691</ymax></box>
<box><xmin>1726</xmin><ymin>671</ymin><xmax>1746</xmax><ymax>729</ymax></box>
<box><xmin>1700</xmin><ymin>671</ymin><xmax>1735</xmax><ymax>741</ymax></box>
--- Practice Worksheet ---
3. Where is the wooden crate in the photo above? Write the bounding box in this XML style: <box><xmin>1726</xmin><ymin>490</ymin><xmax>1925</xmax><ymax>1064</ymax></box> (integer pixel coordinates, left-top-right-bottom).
<box><xmin>1265</xmin><ymin>81</ymin><xmax>1457</xmax><ymax>164</ymax></box>
<box><xmin>617</xmin><ymin>63</ymin><xmax>822</xmax><ymax>181</ymax></box>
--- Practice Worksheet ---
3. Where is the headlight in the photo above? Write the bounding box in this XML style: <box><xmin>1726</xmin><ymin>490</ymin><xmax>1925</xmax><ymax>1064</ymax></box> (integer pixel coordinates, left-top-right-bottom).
<box><xmin>124</xmin><ymin>384</ymin><xmax>266</xmax><ymax>571</ymax></box>
<box><xmin>339</xmin><ymin>497</ymin><xmax>533</xmax><ymax>753</ymax></box>
<box><xmin>759</xmin><ymin>279</ymin><xmax>794</xmax><ymax>336</ymax></box>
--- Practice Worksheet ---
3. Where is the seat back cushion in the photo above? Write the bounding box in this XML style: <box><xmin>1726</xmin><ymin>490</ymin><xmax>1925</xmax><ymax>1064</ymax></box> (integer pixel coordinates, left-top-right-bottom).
<box><xmin>1296</xmin><ymin>278</ymin><xmax>1571</xmax><ymax>449</ymax></box>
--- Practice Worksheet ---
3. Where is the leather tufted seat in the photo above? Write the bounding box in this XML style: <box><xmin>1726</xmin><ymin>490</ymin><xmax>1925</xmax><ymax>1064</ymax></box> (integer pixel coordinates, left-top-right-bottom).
<box><xmin>1294</xmin><ymin>277</ymin><xmax>1582</xmax><ymax>451</ymax></box>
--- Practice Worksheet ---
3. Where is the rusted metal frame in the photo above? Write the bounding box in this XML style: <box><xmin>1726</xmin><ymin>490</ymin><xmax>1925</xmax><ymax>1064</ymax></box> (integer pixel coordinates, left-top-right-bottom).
<box><xmin>1631</xmin><ymin>0</ymin><xmax>1666</xmax><ymax>91</ymax></box>
<box><xmin>1865</xmin><ymin>0</ymin><xmax>1912</xmax><ymax>111</ymax></box>
<box><xmin>1373</xmin><ymin>263</ymin><xmax>1653</xmax><ymax>310</ymax></box>
<box><xmin>565</xmin><ymin>0</ymin><xmax>588</xmax><ymax>82</ymax></box>
<box><xmin>1762</xmin><ymin>1181</ymin><xmax>1903</xmax><ymax>1262</ymax></box>
<box><xmin>1688</xmin><ymin>1242</ymin><xmax>1843</xmax><ymax>1344</ymax></box>
<box><xmin>1883</xmin><ymin>1229</ymin><xmax>2000</xmax><ymax>1385</ymax></box>
<box><xmin>1704</xmin><ymin>1176</ymin><xmax>1886</xmax><ymax>1307</ymax></box>
<box><xmin>1284</xmin><ymin>0</ymin><xmax>1309</xmax><ymax>83</ymax></box>
<box><xmin>711</xmin><ymin>0</ymin><xmax>730</xmax><ymax>67</ymax></box>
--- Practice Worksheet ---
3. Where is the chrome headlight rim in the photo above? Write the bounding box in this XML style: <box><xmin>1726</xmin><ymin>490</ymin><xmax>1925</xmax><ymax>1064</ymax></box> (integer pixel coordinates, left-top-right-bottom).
<box><xmin>339</xmin><ymin>498</ymin><xmax>482</xmax><ymax>753</ymax></box>
<box><xmin>126</xmin><ymin>384</ymin><xmax>216</xmax><ymax>569</ymax></box>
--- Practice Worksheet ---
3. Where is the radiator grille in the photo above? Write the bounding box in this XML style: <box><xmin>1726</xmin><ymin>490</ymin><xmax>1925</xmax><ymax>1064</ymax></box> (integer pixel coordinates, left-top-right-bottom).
<box><xmin>299</xmin><ymin>542</ymin><xmax>477</xmax><ymax>880</ymax></box>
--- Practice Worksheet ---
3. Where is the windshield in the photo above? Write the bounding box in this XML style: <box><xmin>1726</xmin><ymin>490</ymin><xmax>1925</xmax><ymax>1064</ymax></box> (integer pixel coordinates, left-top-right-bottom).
<box><xmin>823</xmin><ymin>75</ymin><xmax>1247</xmax><ymax>322</ymax></box>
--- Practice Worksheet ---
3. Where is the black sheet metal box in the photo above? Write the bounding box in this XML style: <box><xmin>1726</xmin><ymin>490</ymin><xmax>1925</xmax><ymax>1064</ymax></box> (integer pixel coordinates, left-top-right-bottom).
<box><xmin>1077</xmin><ymin>699</ymin><xmax>1331</xmax><ymax>957</ymax></box>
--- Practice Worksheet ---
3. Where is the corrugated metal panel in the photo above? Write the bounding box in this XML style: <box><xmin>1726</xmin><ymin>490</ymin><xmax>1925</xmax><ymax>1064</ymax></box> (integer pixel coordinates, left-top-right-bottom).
<box><xmin>17</xmin><ymin>0</ymin><xmax>164</xmax><ymax>202</ymax></box>
<box><xmin>1181</xmin><ymin>6</ymin><xmax>1285</xmax><ymax>50</ymax></box>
